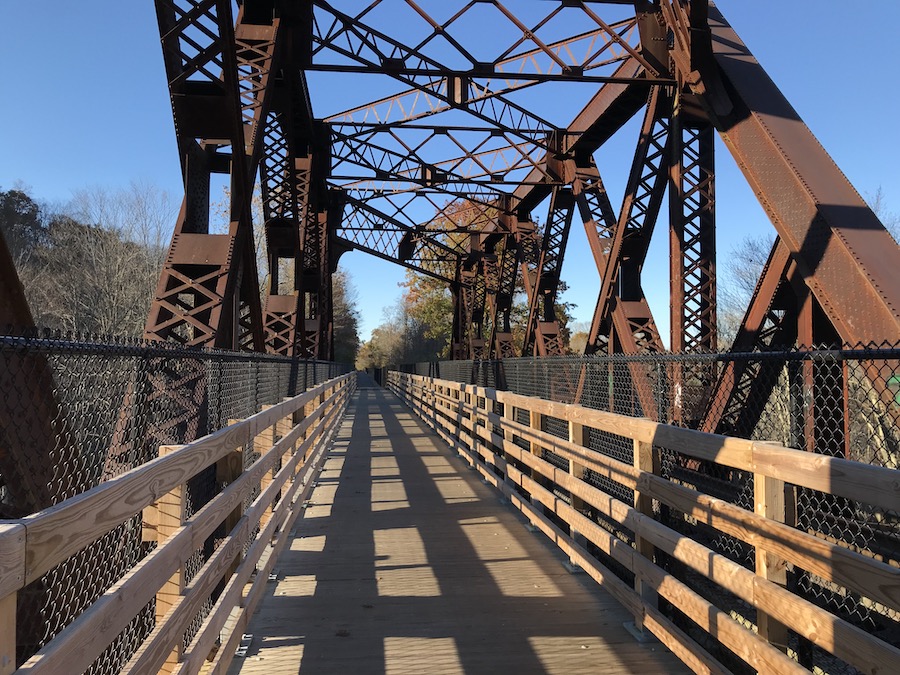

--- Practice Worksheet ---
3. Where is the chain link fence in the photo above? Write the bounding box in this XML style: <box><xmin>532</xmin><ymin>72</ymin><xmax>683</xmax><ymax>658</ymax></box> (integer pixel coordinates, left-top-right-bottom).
<box><xmin>399</xmin><ymin>344</ymin><xmax>900</xmax><ymax>673</ymax></box>
<box><xmin>0</xmin><ymin>328</ymin><xmax>351</xmax><ymax>672</ymax></box>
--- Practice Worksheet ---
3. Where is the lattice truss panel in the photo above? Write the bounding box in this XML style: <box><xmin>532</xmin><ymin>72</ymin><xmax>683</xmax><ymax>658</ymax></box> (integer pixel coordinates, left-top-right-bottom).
<box><xmin>113</xmin><ymin>0</ymin><xmax>892</xmax><ymax>368</ymax></box>
<box><xmin>144</xmin><ymin>0</ymin><xmax>900</xmax><ymax>364</ymax></box>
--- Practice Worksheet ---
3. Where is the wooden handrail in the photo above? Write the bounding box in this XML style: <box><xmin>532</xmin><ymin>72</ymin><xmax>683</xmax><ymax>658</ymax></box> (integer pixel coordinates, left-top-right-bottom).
<box><xmin>0</xmin><ymin>372</ymin><xmax>355</xmax><ymax>675</ymax></box>
<box><xmin>388</xmin><ymin>371</ymin><xmax>900</xmax><ymax>675</ymax></box>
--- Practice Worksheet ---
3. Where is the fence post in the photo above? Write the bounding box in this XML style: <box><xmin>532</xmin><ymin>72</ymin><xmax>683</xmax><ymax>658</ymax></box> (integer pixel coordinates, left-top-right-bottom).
<box><xmin>568</xmin><ymin>420</ymin><xmax>589</xmax><ymax>564</ymax></box>
<box><xmin>0</xmin><ymin>591</ymin><xmax>15</xmax><ymax>675</ymax></box>
<box><xmin>754</xmin><ymin>450</ymin><xmax>790</xmax><ymax>653</ymax></box>
<box><xmin>251</xmin><ymin>412</ymin><xmax>276</xmax><ymax>533</ymax></box>
<box><xmin>152</xmin><ymin>444</ymin><xmax>186</xmax><ymax>673</ymax></box>
<box><xmin>528</xmin><ymin>409</ymin><xmax>543</xmax><ymax>523</ymax></box>
<box><xmin>633</xmin><ymin>436</ymin><xmax>659</xmax><ymax>632</ymax></box>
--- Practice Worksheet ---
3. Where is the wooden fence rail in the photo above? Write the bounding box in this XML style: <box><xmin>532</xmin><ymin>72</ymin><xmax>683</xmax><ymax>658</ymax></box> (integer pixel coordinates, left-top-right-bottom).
<box><xmin>388</xmin><ymin>371</ymin><xmax>900</xmax><ymax>675</ymax></box>
<box><xmin>0</xmin><ymin>372</ymin><xmax>356</xmax><ymax>675</ymax></box>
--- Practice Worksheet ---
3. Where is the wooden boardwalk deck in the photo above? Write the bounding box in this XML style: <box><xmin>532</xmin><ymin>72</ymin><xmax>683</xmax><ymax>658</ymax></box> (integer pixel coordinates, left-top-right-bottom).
<box><xmin>229</xmin><ymin>374</ymin><xmax>688</xmax><ymax>675</ymax></box>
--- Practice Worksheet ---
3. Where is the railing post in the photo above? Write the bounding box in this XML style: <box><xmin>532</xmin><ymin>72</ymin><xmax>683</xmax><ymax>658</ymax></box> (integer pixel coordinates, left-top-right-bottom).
<box><xmin>633</xmin><ymin>436</ymin><xmax>659</xmax><ymax>632</ymax></box>
<box><xmin>528</xmin><ymin>409</ymin><xmax>543</xmax><ymax>522</ymax></box>
<box><xmin>0</xmin><ymin>591</ymin><xmax>15</xmax><ymax>675</ymax></box>
<box><xmin>218</xmin><ymin>430</ymin><xmax>245</xmax><ymax>577</ymax></box>
<box><xmin>153</xmin><ymin>444</ymin><xmax>186</xmax><ymax>673</ymax></box>
<box><xmin>252</xmin><ymin>411</ymin><xmax>276</xmax><ymax>532</ymax></box>
<box><xmin>754</xmin><ymin>451</ymin><xmax>790</xmax><ymax>654</ymax></box>
<box><xmin>501</xmin><ymin>398</ymin><xmax>516</xmax><ymax>496</ymax></box>
<box><xmin>567</xmin><ymin>420</ymin><xmax>589</xmax><ymax>567</ymax></box>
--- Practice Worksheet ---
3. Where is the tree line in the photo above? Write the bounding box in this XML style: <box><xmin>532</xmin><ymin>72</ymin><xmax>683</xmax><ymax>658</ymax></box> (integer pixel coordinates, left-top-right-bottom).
<box><xmin>0</xmin><ymin>184</ymin><xmax>361</xmax><ymax>363</ymax></box>
<box><xmin>355</xmin><ymin>268</ymin><xmax>576</xmax><ymax>369</ymax></box>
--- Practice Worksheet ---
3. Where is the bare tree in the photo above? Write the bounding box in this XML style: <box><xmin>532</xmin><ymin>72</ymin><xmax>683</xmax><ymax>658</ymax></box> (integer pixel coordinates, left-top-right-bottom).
<box><xmin>718</xmin><ymin>187</ymin><xmax>898</xmax><ymax>347</ymax></box>
<box><xmin>12</xmin><ymin>183</ymin><xmax>176</xmax><ymax>335</ymax></box>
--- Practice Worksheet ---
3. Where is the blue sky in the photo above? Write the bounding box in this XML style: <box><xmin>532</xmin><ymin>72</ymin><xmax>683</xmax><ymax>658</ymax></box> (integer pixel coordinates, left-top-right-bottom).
<box><xmin>2</xmin><ymin>2</ymin><xmax>899</xmax><ymax>343</ymax></box>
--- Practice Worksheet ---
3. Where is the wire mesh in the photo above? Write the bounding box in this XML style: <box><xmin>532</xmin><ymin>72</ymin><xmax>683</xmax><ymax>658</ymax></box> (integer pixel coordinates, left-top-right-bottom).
<box><xmin>403</xmin><ymin>343</ymin><xmax>900</xmax><ymax>673</ymax></box>
<box><xmin>0</xmin><ymin>328</ymin><xmax>351</xmax><ymax>671</ymax></box>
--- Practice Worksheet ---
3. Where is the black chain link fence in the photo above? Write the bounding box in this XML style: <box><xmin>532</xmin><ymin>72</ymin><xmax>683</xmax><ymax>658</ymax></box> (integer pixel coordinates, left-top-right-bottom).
<box><xmin>0</xmin><ymin>328</ymin><xmax>351</xmax><ymax>672</ymax></box>
<box><xmin>398</xmin><ymin>344</ymin><xmax>900</xmax><ymax>674</ymax></box>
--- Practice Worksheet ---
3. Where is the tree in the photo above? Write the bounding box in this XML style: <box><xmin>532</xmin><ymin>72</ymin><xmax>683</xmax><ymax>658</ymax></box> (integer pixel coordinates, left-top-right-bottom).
<box><xmin>332</xmin><ymin>267</ymin><xmax>361</xmax><ymax>364</ymax></box>
<box><xmin>718</xmin><ymin>187</ymin><xmax>899</xmax><ymax>347</ymax></box>
<box><xmin>0</xmin><ymin>183</ymin><xmax>174</xmax><ymax>335</ymax></box>
<box><xmin>0</xmin><ymin>186</ymin><xmax>48</xmax><ymax>266</ymax></box>
<box><xmin>400</xmin><ymin>271</ymin><xmax>453</xmax><ymax>359</ymax></box>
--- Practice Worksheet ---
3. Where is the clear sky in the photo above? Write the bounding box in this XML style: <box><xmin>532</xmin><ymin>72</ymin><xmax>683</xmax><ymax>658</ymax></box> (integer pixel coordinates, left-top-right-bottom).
<box><xmin>2</xmin><ymin>2</ymin><xmax>899</xmax><ymax>344</ymax></box>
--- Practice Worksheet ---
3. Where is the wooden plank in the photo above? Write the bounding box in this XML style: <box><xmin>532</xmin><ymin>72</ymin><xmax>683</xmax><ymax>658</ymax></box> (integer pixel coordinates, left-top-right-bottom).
<box><xmin>233</xmin><ymin>379</ymin><xmax>689</xmax><ymax>675</ymax></box>
<box><xmin>633</xmin><ymin>435</ymin><xmax>658</xmax><ymax>631</ymax></box>
<box><xmin>462</xmin><ymin>386</ymin><xmax>900</xmax><ymax>618</ymax></box>
<box><xmin>0</xmin><ymin>592</ymin><xmax>15</xmax><ymax>675</ymax></box>
<box><xmin>754</xmin><ymin>463</ymin><xmax>789</xmax><ymax>653</ymax></box>
<box><xmin>181</xmin><ymin>383</ymin><xmax>351</xmax><ymax>675</ymax></box>
<box><xmin>155</xmin><ymin>444</ymin><xmax>188</xmax><ymax>673</ymax></box>
<box><xmin>16</xmin><ymin>384</ymin><xmax>350</xmax><ymax>675</ymax></box>
<box><xmin>502</xmin><ymin>447</ymin><xmax>801</xmax><ymax>674</ymax></box>
<box><xmin>253</xmin><ymin>410</ymin><xmax>276</xmax><ymax>532</ymax></box>
<box><xmin>0</xmin><ymin>523</ymin><xmax>25</xmax><ymax>598</ymax></box>
<box><xmin>178</xmin><ymin>431</ymin><xmax>327</xmax><ymax>674</ymax></box>
<box><xmin>752</xmin><ymin>441</ymin><xmax>900</xmax><ymax>511</ymax></box>
<box><xmin>504</xmin><ymin>419</ymin><xmax>900</xmax><ymax>675</ymax></box>
<box><xmin>126</xmin><ymin>519</ymin><xmax>250</xmax><ymax>674</ymax></box>
<box><xmin>638</xmin><ymin>471</ymin><xmax>900</xmax><ymax>615</ymax></box>
<box><xmin>18</xmin><ymin>522</ymin><xmax>196</xmax><ymax>674</ymax></box>
<box><xmin>217</xmin><ymin>445</ymin><xmax>244</xmax><ymax>579</ymax></box>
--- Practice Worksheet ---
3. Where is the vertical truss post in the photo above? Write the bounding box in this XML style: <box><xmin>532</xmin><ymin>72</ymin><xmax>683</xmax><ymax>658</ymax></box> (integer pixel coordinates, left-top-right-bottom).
<box><xmin>586</xmin><ymin>87</ymin><xmax>670</xmax><ymax>358</ymax></box>
<box><xmin>260</xmin><ymin>102</ymin><xmax>311</xmax><ymax>356</ymax></box>
<box><xmin>521</xmin><ymin>187</ymin><xmax>575</xmax><ymax>356</ymax></box>
<box><xmin>669</xmin><ymin>96</ymin><xmax>717</xmax><ymax>354</ymax></box>
<box><xmin>459</xmin><ymin>234</ymin><xmax>489</xmax><ymax>360</ymax></box>
<box><xmin>669</xmin><ymin>95</ymin><xmax>716</xmax><ymax>425</ymax></box>
<box><xmin>450</xmin><ymin>261</ymin><xmax>467</xmax><ymax>361</ymax></box>
<box><xmin>488</xmin><ymin>209</ymin><xmax>521</xmax><ymax>359</ymax></box>
<box><xmin>300</xmin><ymin>191</ymin><xmax>339</xmax><ymax>361</ymax></box>
<box><xmin>582</xmin><ymin>88</ymin><xmax>670</xmax><ymax>418</ymax></box>
<box><xmin>146</xmin><ymin>1</ymin><xmax>274</xmax><ymax>351</ymax></box>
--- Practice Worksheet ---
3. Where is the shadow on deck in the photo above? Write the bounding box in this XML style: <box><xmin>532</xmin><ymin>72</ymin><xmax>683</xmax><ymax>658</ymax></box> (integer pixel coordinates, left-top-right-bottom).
<box><xmin>230</xmin><ymin>373</ymin><xmax>687</xmax><ymax>674</ymax></box>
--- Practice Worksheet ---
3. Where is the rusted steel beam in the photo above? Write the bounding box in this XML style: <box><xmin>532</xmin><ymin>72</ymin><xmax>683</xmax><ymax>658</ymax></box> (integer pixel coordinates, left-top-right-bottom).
<box><xmin>586</xmin><ymin>87</ymin><xmax>670</xmax><ymax>356</ymax></box>
<box><xmin>512</xmin><ymin>57</ymin><xmax>648</xmax><ymax>214</ymax></box>
<box><xmin>147</xmin><ymin>1</ymin><xmax>271</xmax><ymax>351</ymax></box>
<box><xmin>669</xmin><ymin>99</ymin><xmax>717</xmax><ymax>356</ymax></box>
<box><xmin>0</xmin><ymin>233</ymin><xmax>57</xmax><ymax>516</ymax></box>
<box><xmin>707</xmin><ymin>5</ymin><xmax>900</xmax><ymax>344</ymax></box>
<box><xmin>701</xmin><ymin>239</ymin><xmax>800</xmax><ymax>435</ymax></box>
<box><xmin>488</xmin><ymin>232</ymin><xmax>520</xmax><ymax>360</ymax></box>
<box><xmin>521</xmin><ymin>187</ymin><xmax>576</xmax><ymax>356</ymax></box>
<box><xmin>324</xmin><ymin>18</ymin><xmax>659</xmax><ymax>130</ymax></box>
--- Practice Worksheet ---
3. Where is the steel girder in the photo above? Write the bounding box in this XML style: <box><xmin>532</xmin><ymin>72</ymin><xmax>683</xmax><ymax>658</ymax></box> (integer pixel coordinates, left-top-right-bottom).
<box><xmin>147</xmin><ymin>0</ymin><xmax>269</xmax><ymax>351</ymax></box>
<box><xmin>694</xmin><ymin>5</ymin><xmax>900</xmax><ymax>437</ymax></box>
<box><xmin>140</xmin><ymin>1</ymin><xmax>900</xmax><ymax>379</ymax></box>
<box><xmin>488</xmin><ymin>230</ymin><xmax>520</xmax><ymax>360</ymax></box>
<box><xmin>704</xmin><ymin>6</ymin><xmax>900</xmax><ymax>344</ymax></box>
<box><xmin>586</xmin><ymin>87</ymin><xmax>670</xmax><ymax>358</ymax></box>
<box><xmin>521</xmin><ymin>187</ymin><xmax>576</xmax><ymax>357</ymax></box>
<box><xmin>311</xmin><ymin>4</ymin><xmax>660</xmax><ymax>85</ymax></box>
<box><xmin>0</xmin><ymin>232</ymin><xmax>75</xmax><ymax>517</ymax></box>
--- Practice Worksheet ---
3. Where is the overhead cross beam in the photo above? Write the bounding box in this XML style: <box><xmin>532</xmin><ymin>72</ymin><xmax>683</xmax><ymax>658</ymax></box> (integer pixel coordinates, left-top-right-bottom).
<box><xmin>138</xmin><ymin>0</ymin><xmax>900</xmax><ymax>382</ymax></box>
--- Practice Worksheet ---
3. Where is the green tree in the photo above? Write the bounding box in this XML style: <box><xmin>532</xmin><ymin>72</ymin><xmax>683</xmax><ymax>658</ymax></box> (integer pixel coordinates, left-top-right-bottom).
<box><xmin>332</xmin><ymin>267</ymin><xmax>361</xmax><ymax>364</ymax></box>
<box><xmin>0</xmin><ymin>187</ymin><xmax>48</xmax><ymax>265</ymax></box>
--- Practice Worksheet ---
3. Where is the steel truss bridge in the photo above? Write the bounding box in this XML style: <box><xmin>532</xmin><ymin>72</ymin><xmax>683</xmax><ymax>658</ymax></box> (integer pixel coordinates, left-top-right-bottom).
<box><xmin>1</xmin><ymin>2</ymin><xmax>899</xmax><ymax>674</ymax></box>
<box><xmin>132</xmin><ymin>0</ymin><xmax>899</xmax><ymax>431</ymax></box>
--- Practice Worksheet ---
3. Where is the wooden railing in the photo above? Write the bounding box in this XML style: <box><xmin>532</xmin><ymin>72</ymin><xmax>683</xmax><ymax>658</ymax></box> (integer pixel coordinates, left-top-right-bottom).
<box><xmin>0</xmin><ymin>372</ymin><xmax>355</xmax><ymax>675</ymax></box>
<box><xmin>388</xmin><ymin>371</ymin><xmax>900</xmax><ymax>675</ymax></box>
